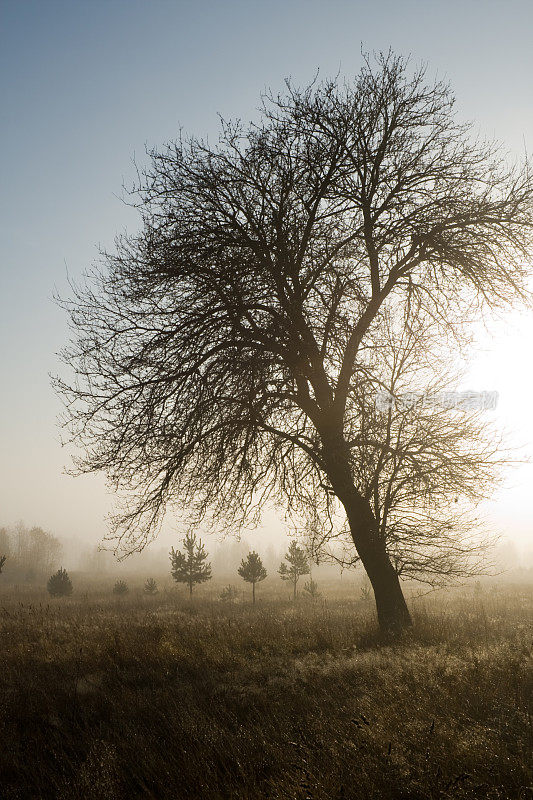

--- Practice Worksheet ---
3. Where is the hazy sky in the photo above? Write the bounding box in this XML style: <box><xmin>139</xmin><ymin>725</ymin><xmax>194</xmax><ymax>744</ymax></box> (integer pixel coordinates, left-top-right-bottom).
<box><xmin>1</xmin><ymin>0</ymin><xmax>533</xmax><ymax>556</ymax></box>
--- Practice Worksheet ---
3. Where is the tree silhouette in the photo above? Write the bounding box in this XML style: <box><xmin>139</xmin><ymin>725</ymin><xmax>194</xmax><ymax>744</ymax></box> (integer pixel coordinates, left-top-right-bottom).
<box><xmin>238</xmin><ymin>551</ymin><xmax>267</xmax><ymax>604</ymax></box>
<box><xmin>47</xmin><ymin>568</ymin><xmax>73</xmax><ymax>597</ymax></box>
<box><xmin>170</xmin><ymin>533</ymin><xmax>211</xmax><ymax>597</ymax></box>
<box><xmin>57</xmin><ymin>53</ymin><xmax>533</xmax><ymax>632</ymax></box>
<box><xmin>279</xmin><ymin>542</ymin><xmax>310</xmax><ymax>601</ymax></box>
<box><xmin>113</xmin><ymin>579</ymin><xmax>128</xmax><ymax>595</ymax></box>
<box><xmin>0</xmin><ymin>555</ymin><xmax>6</xmax><ymax>574</ymax></box>
<box><xmin>1</xmin><ymin>523</ymin><xmax>62</xmax><ymax>580</ymax></box>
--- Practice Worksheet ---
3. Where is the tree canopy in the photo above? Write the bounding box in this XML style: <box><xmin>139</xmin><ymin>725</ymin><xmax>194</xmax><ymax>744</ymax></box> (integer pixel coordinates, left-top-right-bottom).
<box><xmin>238</xmin><ymin>551</ymin><xmax>267</xmax><ymax>584</ymax></box>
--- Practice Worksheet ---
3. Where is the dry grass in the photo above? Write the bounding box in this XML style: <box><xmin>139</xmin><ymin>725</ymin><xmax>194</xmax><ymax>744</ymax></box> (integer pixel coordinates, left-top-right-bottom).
<box><xmin>0</xmin><ymin>582</ymin><xmax>532</xmax><ymax>799</ymax></box>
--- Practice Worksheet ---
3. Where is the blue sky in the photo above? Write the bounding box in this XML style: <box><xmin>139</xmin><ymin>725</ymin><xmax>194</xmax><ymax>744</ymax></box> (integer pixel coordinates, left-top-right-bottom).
<box><xmin>1</xmin><ymin>0</ymin><xmax>532</xmax><ymax>554</ymax></box>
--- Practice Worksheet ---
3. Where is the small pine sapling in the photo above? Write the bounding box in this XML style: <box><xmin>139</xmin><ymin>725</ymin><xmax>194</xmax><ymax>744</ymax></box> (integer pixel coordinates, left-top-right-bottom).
<box><xmin>238</xmin><ymin>551</ymin><xmax>267</xmax><ymax>604</ymax></box>
<box><xmin>169</xmin><ymin>533</ymin><xmax>212</xmax><ymax>597</ymax></box>
<box><xmin>279</xmin><ymin>541</ymin><xmax>310</xmax><ymax>601</ymax></box>
<box><xmin>219</xmin><ymin>585</ymin><xmax>240</xmax><ymax>603</ymax></box>
<box><xmin>47</xmin><ymin>568</ymin><xmax>73</xmax><ymax>597</ymax></box>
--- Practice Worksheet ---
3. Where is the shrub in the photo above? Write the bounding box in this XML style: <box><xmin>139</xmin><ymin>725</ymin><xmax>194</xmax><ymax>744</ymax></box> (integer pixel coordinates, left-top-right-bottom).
<box><xmin>47</xmin><ymin>568</ymin><xmax>73</xmax><ymax>597</ymax></box>
<box><xmin>219</xmin><ymin>585</ymin><xmax>240</xmax><ymax>603</ymax></box>
<box><xmin>360</xmin><ymin>583</ymin><xmax>372</xmax><ymax>602</ymax></box>
<box><xmin>144</xmin><ymin>577</ymin><xmax>158</xmax><ymax>595</ymax></box>
<box><xmin>113</xmin><ymin>580</ymin><xmax>129</xmax><ymax>596</ymax></box>
<box><xmin>303</xmin><ymin>579</ymin><xmax>321</xmax><ymax>598</ymax></box>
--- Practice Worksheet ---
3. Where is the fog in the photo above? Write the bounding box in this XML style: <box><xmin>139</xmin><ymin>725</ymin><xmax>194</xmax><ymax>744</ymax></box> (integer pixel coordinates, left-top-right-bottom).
<box><xmin>1</xmin><ymin>0</ymin><xmax>533</xmax><ymax>565</ymax></box>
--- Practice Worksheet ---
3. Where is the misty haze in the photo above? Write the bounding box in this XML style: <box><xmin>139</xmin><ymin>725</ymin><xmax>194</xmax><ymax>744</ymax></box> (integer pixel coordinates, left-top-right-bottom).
<box><xmin>1</xmin><ymin>3</ymin><xmax>533</xmax><ymax>799</ymax></box>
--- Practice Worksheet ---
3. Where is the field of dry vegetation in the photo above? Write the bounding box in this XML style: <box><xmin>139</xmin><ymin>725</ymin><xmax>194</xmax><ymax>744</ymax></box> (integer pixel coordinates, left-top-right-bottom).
<box><xmin>0</xmin><ymin>580</ymin><xmax>532</xmax><ymax>799</ymax></box>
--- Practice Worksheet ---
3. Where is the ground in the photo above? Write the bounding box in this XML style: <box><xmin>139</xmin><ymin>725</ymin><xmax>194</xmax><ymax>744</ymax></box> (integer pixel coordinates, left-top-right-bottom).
<box><xmin>0</xmin><ymin>580</ymin><xmax>532</xmax><ymax>799</ymax></box>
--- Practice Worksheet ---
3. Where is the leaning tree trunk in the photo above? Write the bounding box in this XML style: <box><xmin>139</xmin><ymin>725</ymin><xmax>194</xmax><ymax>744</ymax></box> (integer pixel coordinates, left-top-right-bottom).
<box><xmin>345</xmin><ymin>498</ymin><xmax>411</xmax><ymax>632</ymax></box>
<box><xmin>322</xmin><ymin>430</ymin><xmax>411</xmax><ymax>633</ymax></box>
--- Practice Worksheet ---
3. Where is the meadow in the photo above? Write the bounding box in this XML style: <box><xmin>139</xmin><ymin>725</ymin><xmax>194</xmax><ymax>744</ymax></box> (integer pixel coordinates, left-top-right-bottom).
<box><xmin>0</xmin><ymin>579</ymin><xmax>532</xmax><ymax>799</ymax></box>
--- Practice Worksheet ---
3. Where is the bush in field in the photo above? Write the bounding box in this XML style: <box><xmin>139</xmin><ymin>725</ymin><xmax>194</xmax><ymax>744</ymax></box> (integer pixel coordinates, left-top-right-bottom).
<box><xmin>0</xmin><ymin>555</ymin><xmax>6</xmax><ymax>574</ymax></box>
<box><xmin>113</xmin><ymin>580</ymin><xmax>129</xmax><ymax>595</ymax></box>
<box><xmin>47</xmin><ymin>568</ymin><xmax>73</xmax><ymax>597</ymax></box>
<box><xmin>360</xmin><ymin>582</ymin><xmax>372</xmax><ymax>603</ymax></box>
<box><xmin>219</xmin><ymin>585</ymin><xmax>240</xmax><ymax>603</ymax></box>
<box><xmin>303</xmin><ymin>579</ymin><xmax>321</xmax><ymax>599</ymax></box>
<box><xmin>144</xmin><ymin>577</ymin><xmax>158</xmax><ymax>595</ymax></box>
<box><xmin>238</xmin><ymin>551</ymin><xmax>267</xmax><ymax>604</ymax></box>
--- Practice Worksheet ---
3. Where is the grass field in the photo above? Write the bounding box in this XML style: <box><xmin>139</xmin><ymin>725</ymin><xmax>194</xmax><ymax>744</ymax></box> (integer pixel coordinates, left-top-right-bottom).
<box><xmin>0</xmin><ymin>580</ymin><xmax>532</xmax><ymax>799</ymax></box>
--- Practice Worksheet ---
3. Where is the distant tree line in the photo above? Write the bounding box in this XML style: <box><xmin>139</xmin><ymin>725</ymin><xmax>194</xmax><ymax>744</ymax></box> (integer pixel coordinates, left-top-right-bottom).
<box><xmin>0</xmin><ymin>523</ymin><xmax>62</xmax><ymax>581</ymax></box>
<box><xmin>0</xmin><ymin>527</ymin><xmax>319</xmax><ymax>603</ymax></box>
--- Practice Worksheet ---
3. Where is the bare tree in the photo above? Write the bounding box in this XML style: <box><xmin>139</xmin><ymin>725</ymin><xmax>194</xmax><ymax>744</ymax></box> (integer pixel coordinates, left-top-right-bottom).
<box><xmin>56</xmin><ymin>53</ymin><xmax>533</xmax><ymax>632</ymax></box>
<box><xmin>307</xmin><ymin>300</ymin><xmax>508</xmax><ymax>584</ymax></box>
<box><xmin>2</xmin><ymin>523</ymin><xmax>63</xmax><ymax>580</ymax></box>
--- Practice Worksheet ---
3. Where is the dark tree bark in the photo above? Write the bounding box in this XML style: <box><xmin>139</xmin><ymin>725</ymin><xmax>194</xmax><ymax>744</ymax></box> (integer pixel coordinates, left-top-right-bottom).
<box><xmin>321</xmin><ymin>428</ymin><xmax>411</xmax><ymax>630</ymax></box>
<box><xmin>345</xmin><ymin>504</ymin><xmax>411</xmax><ymax>631</ymax></box>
